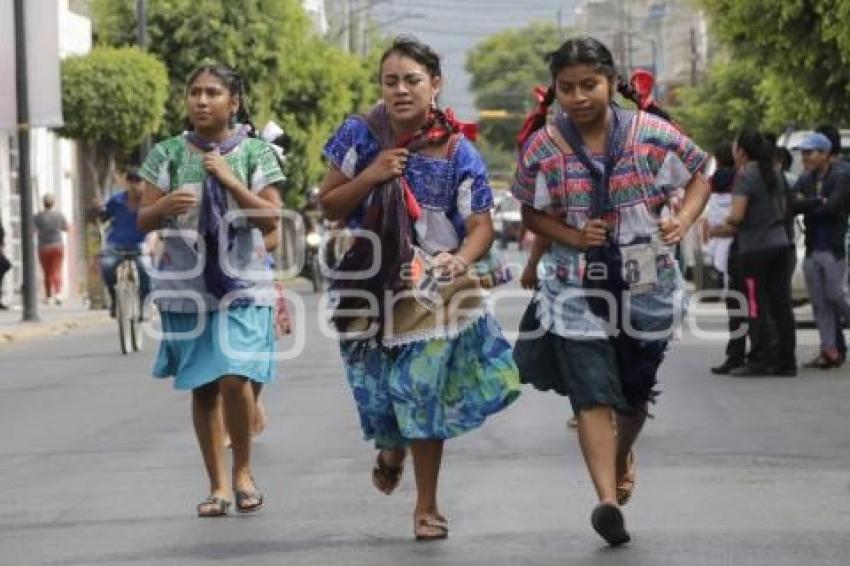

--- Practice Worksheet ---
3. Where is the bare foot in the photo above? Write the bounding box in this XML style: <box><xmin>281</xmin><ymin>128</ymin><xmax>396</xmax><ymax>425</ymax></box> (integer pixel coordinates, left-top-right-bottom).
<box><xmin>372</xmin><ymin>449</ymin><xmax>406</xmax><ymax>495</ymax></box>
<box><xmin>414</xmin><ymin>509</ymin><xmax>448</xmax><ymax>540</ymax></box>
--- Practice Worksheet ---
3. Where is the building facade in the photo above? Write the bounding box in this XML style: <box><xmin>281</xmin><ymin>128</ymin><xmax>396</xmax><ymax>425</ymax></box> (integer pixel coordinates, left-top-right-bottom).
<box><xmin>0</xmin><ymin>1</ymin><xmax>91</xmax><ymax>306</ymax></box>
<box><xmin>574</xmin><ymin>0</ymin><xmax>711</xmax><ymax>101</ymax></box>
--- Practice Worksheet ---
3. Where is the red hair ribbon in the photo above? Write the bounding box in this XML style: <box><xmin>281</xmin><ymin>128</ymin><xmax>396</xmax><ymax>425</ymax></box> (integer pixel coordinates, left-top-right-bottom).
<box><xmin>516</xmin><ymin>85</ymin><xmax>551</xmax><ymax>148</ymax></box>
<box><xmin>630</xmin><ymin>69</ymin><xmax>656</xmax><ymax>111</ymax></box>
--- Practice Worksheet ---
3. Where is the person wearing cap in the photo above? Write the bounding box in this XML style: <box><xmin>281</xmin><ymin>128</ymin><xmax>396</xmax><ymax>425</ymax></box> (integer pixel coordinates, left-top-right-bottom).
<box><xmin>791</xmin><ymin>131</ymin><xmax>850</xmax><ymax>368</ymax></box>
<box><xmin>92</xmin><ymin>168</ymin><xmax>151</xmax><ymax>317</ymax></box>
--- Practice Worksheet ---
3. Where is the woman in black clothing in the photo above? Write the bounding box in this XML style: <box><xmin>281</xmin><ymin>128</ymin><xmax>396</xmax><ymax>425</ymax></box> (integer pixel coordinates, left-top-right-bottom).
<box><xmin>717</xmin><ymin>129</ymin><xmax>796</xmax><ymax>376</ymax></box>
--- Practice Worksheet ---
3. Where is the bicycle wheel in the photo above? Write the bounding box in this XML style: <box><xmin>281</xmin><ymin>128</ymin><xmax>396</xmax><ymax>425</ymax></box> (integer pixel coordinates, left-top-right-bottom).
<box><xmin>116</xmin><ymin>289</ymin><xmax>132</xmax><ymax>355</ymax></box>
<box><xmin>130</xmin><ymin>303</ymin><xmax>144</xmax><ymax>352</ymax></box>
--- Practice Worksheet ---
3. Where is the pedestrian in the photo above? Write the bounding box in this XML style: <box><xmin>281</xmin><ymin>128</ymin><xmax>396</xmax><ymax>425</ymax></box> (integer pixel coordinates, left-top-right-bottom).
<box><xmin>137</xmin><ymin>62</ymin><xmax>285</xmax><ymax>517</ymax></box>
<box><xmin>511</xmin><ymin>36</ymin><xmax>710</xmax><ymax>546</ymax></box>
<box><xmin>791</xmin><ymin>131</ymin><xmax>850</xmax><ymax>368</ymax></box>
<box><xmin>320</xmin><ymin>35</ymin><xmax>521</xmax><ymax>541</ymax></box>
<box><xmin>720</xmin><ymin>128</ymin><xmax>797</xmax><ymax>376</ymax></box>
<box><xmin>0</xmin><ymin>217</ymin><xmax>10</xmax><ymax>309</ymax></box>
<box><xmin>92</xmin><ymin>168</ymin><xmax>152</xmax><ymax>318</ymax></box>
<box><xmin>708</xmin><ymin>142</ymin><xmax>748</xmax><ymax>374</ymax></box>
<box><xmin>813</xmin><ymin>125</ymin><xmax>849</xmax><ymax>363</ymax></box>
<box><xmin>33</xmin><ymin>194</ymin><xmax>68</xmax><ymax>304</ymax></box>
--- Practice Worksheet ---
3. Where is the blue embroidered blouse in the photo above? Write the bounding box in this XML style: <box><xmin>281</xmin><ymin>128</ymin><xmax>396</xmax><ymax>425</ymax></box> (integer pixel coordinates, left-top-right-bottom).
<box><xmin>323</xmin><ymin>117</ymin><xmax>494</xmax><ymax>255</ymax></box>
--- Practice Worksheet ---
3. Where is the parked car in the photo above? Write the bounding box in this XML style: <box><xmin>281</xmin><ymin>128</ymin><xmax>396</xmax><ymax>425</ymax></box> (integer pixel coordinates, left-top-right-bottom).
<box><xmin>492</xmin><ymin>194</ymin><xmax>524</xmax><ymax>249</ymax></box>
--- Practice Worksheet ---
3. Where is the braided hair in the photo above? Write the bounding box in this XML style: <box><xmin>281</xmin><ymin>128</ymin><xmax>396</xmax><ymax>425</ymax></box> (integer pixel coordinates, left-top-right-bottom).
<box><xmin>185</xmin><ymin>63</ymin><xmax>257</xmax><ymax>137</ymax></box>
<box><xmin>517</xmin><ymin>36</ymin><xmax>673</xmax><ymax>147</ymax></box>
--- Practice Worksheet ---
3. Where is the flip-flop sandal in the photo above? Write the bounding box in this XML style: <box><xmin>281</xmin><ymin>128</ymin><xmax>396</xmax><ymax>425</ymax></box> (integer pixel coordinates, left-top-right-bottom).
<box><xmin>196</xmin><ymin>495</ymin><xmax>231</xmax><ymax>518</ymax></box>
<box><xmin>372</xmin><ymin>450</ymin><xmax>405</xmax><ymax>495</ymax></box>
<box><xmin>616</xmin><ymin>451</ymin><xmax>636</xmax><ymax>506</ymax></box>
<box><xmin>591</xmin><ymin>503</ymin><xmax>630</xmax><ymax>547</ymax></box>
<box><xmin>414</xmin><ymin>515</ymin><xmax>449</xmax><ymax>541</ymax></box>
<box><xmin>235</xmin><ymin>487</ymin><xmax>264</xmax><ymax>513</ymax></box>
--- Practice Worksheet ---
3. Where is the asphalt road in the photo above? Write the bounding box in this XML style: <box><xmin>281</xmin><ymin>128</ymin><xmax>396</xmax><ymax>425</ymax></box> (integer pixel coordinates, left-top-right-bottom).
<box><xmin>1</xmin><ymin>270</ymin><xmax>848</xmax><ymax>566</ymax></box>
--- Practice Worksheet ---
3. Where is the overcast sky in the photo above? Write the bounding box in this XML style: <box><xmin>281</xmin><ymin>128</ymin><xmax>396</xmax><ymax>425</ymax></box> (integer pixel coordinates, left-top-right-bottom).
<box><xmin>369</xmin><ymin>0</ymin><xmax>577</xmax><ymax>119</ymax></box>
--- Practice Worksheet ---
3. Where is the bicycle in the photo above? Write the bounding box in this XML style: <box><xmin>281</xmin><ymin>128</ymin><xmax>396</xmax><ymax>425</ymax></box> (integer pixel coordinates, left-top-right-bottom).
<box><xmin>113</xmin><ymin>249</ymin><xmax>145</xmax><ymax>355</ymax></box>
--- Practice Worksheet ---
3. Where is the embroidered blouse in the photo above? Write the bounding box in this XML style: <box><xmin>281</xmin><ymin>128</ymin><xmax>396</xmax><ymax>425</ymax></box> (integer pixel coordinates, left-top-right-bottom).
<box><xmin>511</xmin><ymin>111</ymin><xmax>708</xmax><ymax>338</ymax></box>
<box><xmin>323</xmin><ymin>117</ymin><xmax>494</xmax><ymax>255</ymax></box>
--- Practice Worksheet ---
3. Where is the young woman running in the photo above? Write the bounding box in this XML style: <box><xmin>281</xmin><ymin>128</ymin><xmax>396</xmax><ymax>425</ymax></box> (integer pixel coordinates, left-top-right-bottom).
<box><xmin>512</xmin><ymin>37</ymin><xmax>710</xmax><ymax>546</ymax></box>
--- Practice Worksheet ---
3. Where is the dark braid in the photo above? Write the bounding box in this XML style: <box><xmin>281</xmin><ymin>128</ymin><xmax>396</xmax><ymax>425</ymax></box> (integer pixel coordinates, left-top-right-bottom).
<box><xmin>616</xmin><ymin>76</ymin><xmax>673</xmax><ymax>122</ymax></box>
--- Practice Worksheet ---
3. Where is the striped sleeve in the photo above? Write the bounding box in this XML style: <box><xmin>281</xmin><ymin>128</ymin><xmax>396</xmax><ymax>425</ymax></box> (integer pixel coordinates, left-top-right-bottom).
<box><xmin>644</xmin><ymin>115</ymin><xmax>709</xmax><ymax>179</ymax></box>
<box><xmin>511</xmin><ymin>130</ymin><xmax>552</xmax><ymax>210</ymax></box>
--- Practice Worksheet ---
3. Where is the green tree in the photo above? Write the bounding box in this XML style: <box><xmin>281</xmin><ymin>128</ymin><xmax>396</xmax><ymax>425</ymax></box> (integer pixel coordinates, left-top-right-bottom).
<box><xmin>674</xmin><ymin>57</ymin><xmax>767</xmax><ymax>151</ymax></box>
<box><xmin>91</xmin><ymin>0</ymin><xmax>377</xmax><ymax>202</ymax></box>
<box><xmin>58</xmin><ymin>46</ymin><xmax>168</xmax><ymax>196</ymax></box>
<box><xmin>466</xmin><ymin>22</ymin><xmax>564</xmax><ymax>159</ymax></box>
<box><xmin>58</xmin><ymin>45</ymin><xmax>168</xmax><ymax>308</ymax></box>
<box><xmin>699</xmin><ymin>0</ymin><xmax>850</xmax><ymax>127</ymax></box>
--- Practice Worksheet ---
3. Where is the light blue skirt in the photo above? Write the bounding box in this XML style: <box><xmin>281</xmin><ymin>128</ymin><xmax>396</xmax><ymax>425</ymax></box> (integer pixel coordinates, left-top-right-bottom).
<box><xmin>153</xmin><ymin>306</ymin><xmax>277</xmax><ymax>390</ymax></box>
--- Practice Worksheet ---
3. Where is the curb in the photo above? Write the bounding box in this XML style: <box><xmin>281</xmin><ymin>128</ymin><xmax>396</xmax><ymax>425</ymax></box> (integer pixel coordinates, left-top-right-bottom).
<box><xmin>0</xmin><ymin>313</ymin><xmax>112</xmax><ymax>347</ymax></box>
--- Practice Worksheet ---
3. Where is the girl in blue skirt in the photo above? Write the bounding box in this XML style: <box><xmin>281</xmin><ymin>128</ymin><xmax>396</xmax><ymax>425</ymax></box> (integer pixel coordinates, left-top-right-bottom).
<box><xmin>138</xmin><ymin>63</ymin><xmax>285</xmax><ymax>517</ymax></box>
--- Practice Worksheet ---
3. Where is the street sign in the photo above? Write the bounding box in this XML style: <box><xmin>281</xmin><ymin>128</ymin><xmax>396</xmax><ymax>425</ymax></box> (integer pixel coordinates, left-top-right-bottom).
<box><xmin>0</xmin><ymin>0</ymin><xmax>62</xmax><ymax>130</ymax></box>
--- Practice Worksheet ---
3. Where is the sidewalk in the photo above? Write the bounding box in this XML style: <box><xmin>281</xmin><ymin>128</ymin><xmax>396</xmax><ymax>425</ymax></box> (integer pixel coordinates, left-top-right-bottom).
<box><xmin>0</xmin><ymin>277</ymin><xmax>318</xmax><ymax>347</ymax></box>
<box><xmin>0</xmin><ymin>298</ymin><xmax>111</xmax><ymax>347</ymax></box>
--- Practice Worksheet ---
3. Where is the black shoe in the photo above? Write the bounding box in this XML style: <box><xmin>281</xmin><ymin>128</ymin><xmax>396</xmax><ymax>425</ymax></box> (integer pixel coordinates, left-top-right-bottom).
<box><xmin>728</xmin><ymin>363</ymin><xmax>772</xmax><ymax>377</ymax></box>
<box><xmin>711</xmin><ymin>359</ymin><xmax>744</xmax><ymax>375</ymax></box>
<box><xmin>0</xmin><ymin>302</ymin><xmax>8</xmax><ymax>310</ymax></box>
<box><xmin>591</xmin><ymin>503</ymin><xmax>630</xmax><ymax>547</ymax></box>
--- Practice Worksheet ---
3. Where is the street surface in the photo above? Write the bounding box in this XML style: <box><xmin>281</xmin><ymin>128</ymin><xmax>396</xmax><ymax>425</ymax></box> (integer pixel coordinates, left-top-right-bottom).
<box><xmin>1</xmin><ymin>254</ymin><xmax>848</xmax><ymax>565</ymax></box>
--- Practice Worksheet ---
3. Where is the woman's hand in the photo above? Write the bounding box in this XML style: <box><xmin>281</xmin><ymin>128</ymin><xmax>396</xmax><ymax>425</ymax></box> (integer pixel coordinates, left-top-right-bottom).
<box><xmin>659</xmin><ymin>215</ymin><xmax>690</xmax><ymax>245</ymax></box>
<box><xmin>433</xmin><ymin>252</ymin><xmax>469</xmax><ymax>280</ymax></box>
<box><xmin>520</xmin><ymin>263</ymin><xmax>539</xmax><ymax>290</ymax></box>
<box><xmin>156</xmin><ymin>190</ymin><xmax>198</xmax><ymax>217</ymax></box>
<box><xmin>577</xmin><ymin>219</ymin><xmax>609</xmax><ymax>249</ymax></box>
<box><xmin>203</xmin><ymin>150</ymin><xmax>242</xmax><ymax>190</ymax></box>
<box><xmin>363</xmin><ymin>149</ymin><xmax>409</xmax><ymax>185</ymax></box>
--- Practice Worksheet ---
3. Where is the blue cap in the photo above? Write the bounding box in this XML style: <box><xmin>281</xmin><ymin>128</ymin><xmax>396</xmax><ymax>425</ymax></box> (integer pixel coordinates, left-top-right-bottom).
<box><xmin>796</xmin><ymin>132</ymin><xmax>832</xmax><ymax>152</ymax></box>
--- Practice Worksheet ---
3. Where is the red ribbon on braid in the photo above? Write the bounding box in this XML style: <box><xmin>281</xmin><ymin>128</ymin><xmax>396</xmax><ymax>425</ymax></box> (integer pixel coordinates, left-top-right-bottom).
<box><xmin>516</xmin><ymin>86</ymin><xmax>553</xmax><ymax>148</ymax></box>
<box><xmin>394</xmin><ymin>107</ymin><xmax>479</xmax><ymax>221</ymax></box>
<box><xmin>631</xmin><ymin>69</ymin><xmax>655</xmax><ymax>110</ymax></box>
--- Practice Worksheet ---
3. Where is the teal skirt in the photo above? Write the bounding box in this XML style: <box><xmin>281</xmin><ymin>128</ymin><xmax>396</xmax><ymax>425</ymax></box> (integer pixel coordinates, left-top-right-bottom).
<box><xmin>340</xmin><ymin>314</ymin><xmax>521</xmax><ymax>450</ymax></box>
<box><xmin>153</xmin><ymin>306</ymin><xmax>276</xmax><ymax>390</ymax></box>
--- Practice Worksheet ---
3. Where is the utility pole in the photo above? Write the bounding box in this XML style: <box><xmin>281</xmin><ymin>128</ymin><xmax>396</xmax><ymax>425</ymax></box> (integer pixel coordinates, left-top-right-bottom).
<box><xmin>13</xmin><ymin>0</ymin><xmax>37</xmax><ymax>322</ymax></box>
<box><xmin>136</xmin><ymin>0</ymin><xmax>150</xmax><ymax>161</ymax></box>
<box><xmin>557</xmin><ymin>8</ymin><xmax>564</xmax><ymax>40</ymax></box>
<box><xmin>136</xmin><ymin>0</ymin><xmax>147</xmax><ymax>48</ymax></box>
<box><xmin>689</xmin><ymin>27</ymin><xmax>698</xmax><ymax>86</ymax></box>
<box><xmin>341</xmin><ymin>0</ymin><xmax>351</xmax><ymax>53</ymax></box>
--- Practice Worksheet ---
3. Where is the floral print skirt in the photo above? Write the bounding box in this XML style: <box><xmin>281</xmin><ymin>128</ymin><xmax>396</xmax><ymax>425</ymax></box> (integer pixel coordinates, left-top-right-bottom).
<box><xmin>339</xmin><ymin>314</ymin><xmax>521</xmax><ymax>450</ymax></box>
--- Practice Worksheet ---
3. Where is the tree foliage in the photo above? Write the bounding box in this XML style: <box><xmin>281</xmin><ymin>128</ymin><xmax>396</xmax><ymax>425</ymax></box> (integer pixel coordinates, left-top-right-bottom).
<box><xmin>693</xmin><ymin>0</ymin><xmax>850</xmax><ymax>132</ymax></box>
<box><xmin>466</xmin><ymin>22</ymin><xmax>564</xmax><ymax>155</ymax></box>
<box><xmin>674</xmin><ymin>57</ymin><xmax>767</xmax><ymax>151</ymax></box>
<box><xmin>91</xmin><ymin>0</ymin><xmax>378</xmax><ymax>202</ymax></box>
<box><xmin>59</xmin><ymin>46</ymin><xmax>168</xmax><ymax>196</ymax></box>
<box><xmin>59</xmin><ymin>46</ymin><xmax>168</xmax><ymax>154</ymax></box>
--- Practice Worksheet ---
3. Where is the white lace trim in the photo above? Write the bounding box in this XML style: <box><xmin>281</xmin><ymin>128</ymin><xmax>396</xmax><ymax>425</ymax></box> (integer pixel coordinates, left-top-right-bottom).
<box><xmin>380</xmin><ymin>308</ymin><xmax>490</xmax><ymax>348</ymax></box>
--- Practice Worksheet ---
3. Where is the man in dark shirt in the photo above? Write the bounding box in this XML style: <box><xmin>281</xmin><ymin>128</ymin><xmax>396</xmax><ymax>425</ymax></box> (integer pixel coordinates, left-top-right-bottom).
<box><xmin>791</xmin><ymin>132</ymin><xmax>850</xmax><ymax>368</ymax></box>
